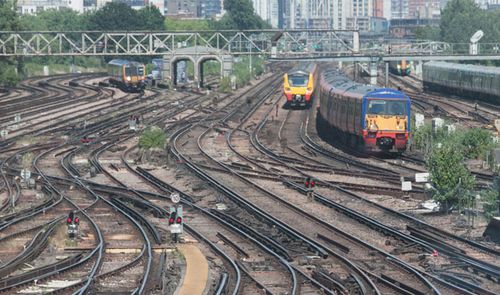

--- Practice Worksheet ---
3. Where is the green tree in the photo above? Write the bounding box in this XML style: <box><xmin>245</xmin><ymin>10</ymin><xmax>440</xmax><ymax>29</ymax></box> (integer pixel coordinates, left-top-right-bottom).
<box><xmin>0</xmin><ymin>0</ymin><xmax>21</xmax><ymax>86</ymax></box>
<box><xmin>460</xmin><ymin>128</ymin><xmax>494</xmax><ymax>160</ymax></box>
<box><xmin>481</xmin><ymin>187</ymin><xmax>499</xmax><ymax>220</ymax></box>
<box><xmin>415</xmin><ymin>26</ymin><xmax>441</xmax><ymax>41</ymax></box>
<box><xmin>136</xmin><ymin>6</ymin><xmax>164</xmax><ymax>30</ymax></box>
<box><xmin>427</xmin><ymin>142</ymin><xmax>476</xmax><ymax>209</ymax></box>
<box><xmin>165</xmin><ymin>18</ymin><xmax>212</xmax><ymax>31</ymax></box>
<box><xmin>439</xmin><ymin>0</ymin><xmax>499</xmax><ymax>44</ymax></box>
<box><xmin>220</xmin><ymin>0</ymin><xmax>269</xmax><ymax>30</ymax></box>
<box><xmin>35</xmin><ymin>8</ymin><xmax>86</xmax><ymax>31</ymax></box>
<box><xmin>87</xmin><ymin>2</ymin><xmax>139</xmax><ymax>30</ymax></box>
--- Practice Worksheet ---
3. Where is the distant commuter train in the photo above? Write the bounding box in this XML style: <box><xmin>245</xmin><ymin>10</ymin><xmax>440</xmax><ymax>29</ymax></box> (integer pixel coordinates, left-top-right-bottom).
<box><xmin>389</xmin><ymin>60</ymin><xmax>412</xmax><ymax>76</ymax></box>
<box><xmin>107</xmin><ymin>59</ymin><xmax>146</xmax><ymax>92</ymax></box>
<box><xmin>317</xmin><ymin>69</ymin><xmax>411</xmax><ymax>154</ymax></box>
<box><xmin>283</xmin><ymin>63</ymin><xmax>318</xmax><ymax>107</ymax></box>
<box><xmin>423</xmin><ymin>61</ymin><xmax>500</xmax><ymax>104</ymax></box>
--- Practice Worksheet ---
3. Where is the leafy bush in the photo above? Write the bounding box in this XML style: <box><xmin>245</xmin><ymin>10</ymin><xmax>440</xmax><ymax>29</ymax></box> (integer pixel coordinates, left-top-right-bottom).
<box><xmin>481</xmin><ymin>188</ymin><xmax>499</xmax><ymax>221</ymax></box>
<box><xmin>412</xmin><ymin>123</ymin><xmax>432</xmax><ymax>151</ymax></box>
<box><xmin>219</xmin><ymin>77</ymin><xmax>231</xmax><ymax>93</ymax></box>
<box><xmin>139</xmin><ymin>126</ymin><xmax>166</xmax><ymax>149</ymax></box>
<box><xmin>427</xmin><ymin>141</ymin><xmax>476</xmax><ymax>209</ymax></box>
<box><xmin>460</xmin><ymin>128</ymin><xmax>494</xmax><ymax>160</ymax></box>
<box><xmin>0</xmin><ymin>65</ymin><xmax>20</xmax><ymax>87</ymax></box>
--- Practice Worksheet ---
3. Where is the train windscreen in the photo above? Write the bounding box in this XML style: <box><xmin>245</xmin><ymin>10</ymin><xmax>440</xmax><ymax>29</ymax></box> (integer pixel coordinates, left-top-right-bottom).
<box><xmin>367</xmin><ymin>100</ymin><xmax>407</xmax><ymax>116</ymax></box>
<box><xmin>288</xmin><ymin>75</ymin><xmax>309</xmax><ymax>87</ymax></box>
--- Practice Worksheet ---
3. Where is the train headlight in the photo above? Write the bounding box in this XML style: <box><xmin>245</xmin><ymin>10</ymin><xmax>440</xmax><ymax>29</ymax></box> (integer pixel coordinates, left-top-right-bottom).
<box><xmin>126</xmin><ymin>77</ymin><xmax>131</xmax><ymax>81</ymax></box>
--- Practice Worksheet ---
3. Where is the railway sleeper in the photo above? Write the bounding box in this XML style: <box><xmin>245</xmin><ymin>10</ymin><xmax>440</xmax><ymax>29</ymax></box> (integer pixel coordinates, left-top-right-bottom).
<box><xmin>311</xmin><ymin>270</ymin><xmax>349</xmax><ymax>294</ymax></box>
<box><xmin>380</xmin><ymin>273</ymin><xmax>426</xmax><ymax>295</ymax></box>
<box><xmin>0</xmin><ymin>218</ymin><xmax>60</xmax><ymax>278</ymax></box>
<box><xmin>0</xmin><ymin>253</ymin><xmax>83</xmax><ymax>290</ymax></box>
<box><xmin>440</xmin><ymin>273</ymin><xmax>497</xmax><ymax>295</ymax></box>
<box><xmin>210</xmin><ymin>209</ymin><xmax>292</xmax><ymax>261</ymax></box>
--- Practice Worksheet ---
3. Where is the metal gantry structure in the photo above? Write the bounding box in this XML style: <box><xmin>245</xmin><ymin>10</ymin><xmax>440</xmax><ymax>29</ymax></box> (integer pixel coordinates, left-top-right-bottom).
<box><xmin>0</xmin><ymin>30</ymin><xmax>499</xmax><ymax>60</ymax></box>
<box><xmin>0</xmin><ymin>30</ymin><xmax>359</xmax><ymax>57</ymax></box>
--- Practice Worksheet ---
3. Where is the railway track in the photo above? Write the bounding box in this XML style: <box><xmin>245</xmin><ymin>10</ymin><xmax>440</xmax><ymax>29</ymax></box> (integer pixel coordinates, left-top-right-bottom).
<box><xmin>2</xmin><ymin>67</ymin><xmax>499</xmax><ymax>295</ymax></box>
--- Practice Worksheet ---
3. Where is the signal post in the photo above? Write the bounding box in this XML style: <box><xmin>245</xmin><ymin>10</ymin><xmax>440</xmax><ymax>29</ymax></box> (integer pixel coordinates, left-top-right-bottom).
<box><xmin>66</xmin><ymin>211</ymin><xmax>80</xmax><ymax>239</ymax></box>
<box><xmin>169</xmin><ymin>192</ymin><xmax>184</xmax><ymax>243</ymax></box>
<box><xmin>305</xmin><ymin>177</ymin><xmax>316</xmax><ymax>201</ymax></box>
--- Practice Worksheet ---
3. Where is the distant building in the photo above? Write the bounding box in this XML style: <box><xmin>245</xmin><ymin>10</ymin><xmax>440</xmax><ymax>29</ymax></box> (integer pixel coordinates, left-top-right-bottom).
<box><xmin>282</xmin><ymin>0</ymin><xmax>342</xmax><ymax>29</ymax></box>
<box><xmin>371</xmin><ymin>16</ymin><xmax>389</xmax><ymax>33</ymax></box>
<box><xmin>408</xmin><ymin>0</ymin><xmax>440</xmax><ymax>18</ymax></box>
<box><xmin>487</xmin><ymin>1</ymin><xmax>500</xmax><ymax>10</ymax></box>
<box><xmin>347</xmin><ymin>16</ymin><xmax>388</xmax><ymax>33</ymax></box>
<box><xmin>166</xmin><ymin>0</ymin><xmax>199</xmax><ymax>17</ymax></box>
<box><xmin>199</xmin><ymin>0</ymin><xmax>222</xmax><ymax>18</ymax></box>
<box><xmin>391</xmin><ymin>0</ymin><xmax>409</xmax><ymax>19</ymax></box>
<box><xmin>17</xmin><ymin>0</ymin><xmax>84</xmax><ymax>14</ymax></box>
<box><xmin>389</xmin><ymin>17</ymin><xmax>439</xmax><ymax>37</ymax></box>
<box><xmin>351</xmin><ymin>0</ymin><xmax>372</xmax><ymax>16</ymax></box>
<box><xmin>252</xmin><ymin>0</ymin><xmax>279</xmax><ymax>27</ymax></box>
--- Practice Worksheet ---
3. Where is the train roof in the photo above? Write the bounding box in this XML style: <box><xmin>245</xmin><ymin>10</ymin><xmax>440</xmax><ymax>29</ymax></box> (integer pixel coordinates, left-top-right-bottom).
<box><xmin>288</xmin><ymin>62</ymin><xmax>316</xmax><ymax>75</ymax></box>
<box><xmin>321</xmin><ymin>69</ymin><xmax>409</xmax><ymax>99</ymax></box>
<box><xmin>424</xmin><ymin>61</ymin><xmax>500</xmax><ymax>75</ymax></box>
<box><xmin>108</xmin><ymin>59</ymin><xmax>144</xmax><ymax>66</ymax></box>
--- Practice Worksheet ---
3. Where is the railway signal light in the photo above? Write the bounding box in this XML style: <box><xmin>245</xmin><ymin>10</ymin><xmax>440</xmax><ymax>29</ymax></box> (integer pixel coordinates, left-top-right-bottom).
<box><xmin>169</xmin><ymin>205</ymin><xmax>184</xmax><ymax>243</ymax></box>
<box><xmin>305</xmin><ymin>177</ymin><xmax>316</xmax><ymax>188</ymax></box>
<box><xmin>66</xmin><ymin>211</ymin><xmax>79</xmax><ymax>239</ymax></box>
<box><xmin>168</xmin><ymin>211</ymin><xmax>176</xmax><ymax>225</ymax></box>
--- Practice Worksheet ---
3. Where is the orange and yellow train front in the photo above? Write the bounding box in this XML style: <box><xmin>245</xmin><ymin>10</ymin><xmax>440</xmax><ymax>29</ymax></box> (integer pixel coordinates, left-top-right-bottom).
<box><xmin>284</xmin><ymin>71</ymin><xmax>314</xmax><ymax>107</ymax></box>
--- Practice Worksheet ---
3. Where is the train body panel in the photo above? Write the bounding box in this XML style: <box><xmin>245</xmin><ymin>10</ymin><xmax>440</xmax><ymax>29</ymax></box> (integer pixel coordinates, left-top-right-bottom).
<box><xmin>389</xmin><ymin>60</ymin><xmax>411</xmax><ymax>76</ymax></box>
<box><xmin>108</xmin><ymin>59</ymin><xmax>147</xmax><ymax>92</ymax></box>
<box><xmin>318</xmin><ymin>69</ymin><xmax>411</xmax><ymax>154</ymax></box>
<box><xmin>422</xmin><ymin>61</ymin><xmax>500</xmax><ymax>104</ymax></box>
<box><xmin>284</xmin><ymin>63</ymin><xmax>317</xmax><ymax>107</ymax></box>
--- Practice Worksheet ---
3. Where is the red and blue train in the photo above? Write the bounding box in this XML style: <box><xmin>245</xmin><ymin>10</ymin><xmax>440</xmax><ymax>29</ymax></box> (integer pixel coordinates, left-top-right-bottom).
<box><xmin>317</xmin><ymin>68</ymin><xmax>411</xmax><ymax>154</ymax></box>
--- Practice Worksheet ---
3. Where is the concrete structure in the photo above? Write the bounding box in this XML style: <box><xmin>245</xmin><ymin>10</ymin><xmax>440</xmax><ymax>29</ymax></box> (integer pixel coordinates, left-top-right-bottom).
<box><xmin>162</xmin><ymin>46</ymin><xmax>233</xmax><ymax>87</ymax></box>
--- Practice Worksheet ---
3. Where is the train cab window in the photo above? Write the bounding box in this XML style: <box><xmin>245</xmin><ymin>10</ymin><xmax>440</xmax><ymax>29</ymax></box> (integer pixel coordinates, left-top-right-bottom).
<box><xmin>388</xmin><ymin>101</ymin><xmax>406</xmax><ymax>115</ymax></box>
<box><xmin>288</xmin><ymin>75</ymin><xmax>308</xmax><ymax>87</ymax></box>
<box><xmin>125</xmin><ymin>67</ymin><xmax>132</xmax><ymax>76</ymax></box>
<box><xmin>138</xmin><ymin>66</ymin><xmax>144</xmax><ymax>76</ymax></box>
<box><xmin>367</xmin><ymin>100</ymin><xmax>385</xmax><ymax>114</ymax></box>
<box><xmin>367</xmin><ymin>100</ymin><xmax>407</xmax><ymax>115</ymax></box>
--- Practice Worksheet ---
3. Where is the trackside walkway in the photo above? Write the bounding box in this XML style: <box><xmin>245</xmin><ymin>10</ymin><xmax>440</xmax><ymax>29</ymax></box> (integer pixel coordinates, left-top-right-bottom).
<box><xmin>176</xmin><ymin>244</ymin><xmax>209</xmax><ymax>295</ymax></box>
